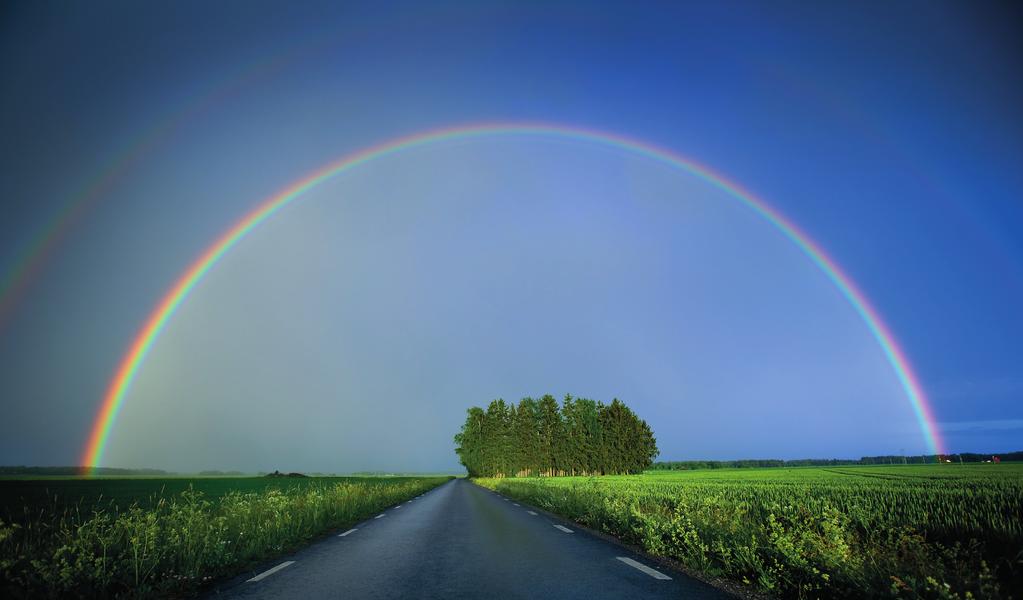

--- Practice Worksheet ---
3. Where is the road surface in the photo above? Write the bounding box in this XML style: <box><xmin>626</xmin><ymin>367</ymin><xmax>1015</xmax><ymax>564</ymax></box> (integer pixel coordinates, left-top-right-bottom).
<box><xmin>210</xmin><ymin>478</ymin><xmax>732</xmax><ymax>599</ymax></box>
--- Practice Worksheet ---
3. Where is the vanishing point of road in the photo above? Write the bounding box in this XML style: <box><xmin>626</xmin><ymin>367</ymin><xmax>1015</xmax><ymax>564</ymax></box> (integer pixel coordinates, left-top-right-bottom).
<box><xmin>209</xmin><ymin>478</ymin><xmax>731</xmax><ymax>599</ymax></box>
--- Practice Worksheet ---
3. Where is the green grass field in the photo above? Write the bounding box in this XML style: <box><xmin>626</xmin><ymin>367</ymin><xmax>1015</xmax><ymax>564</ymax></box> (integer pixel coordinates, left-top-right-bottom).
<box><xmin>0</xmin><ymin>475</ymin><xmax>433</xmax><ymax>520</ymax></box>
<box><xmin>477</xmin><ymin>464</ymin><xmax>1023</xmax><ymax>599</ymax></box>
<box><xmin>0</xmin><ymin>475</ymin><xmax>451</xmax><ymax>597</ymax></box>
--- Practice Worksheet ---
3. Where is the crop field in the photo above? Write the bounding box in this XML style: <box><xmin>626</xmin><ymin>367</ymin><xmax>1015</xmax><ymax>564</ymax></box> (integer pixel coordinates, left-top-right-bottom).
<box><xmin>0</xmin><ymin>475</ymin><xmax>431</xmax><ymax>518</ymax></box>
<box><xmin>0</xmin><ymin>475</ymin><xmax>451</xmax><ymax>597</ymax></box>
<box><xmin>477</xmin><ymin>464</ymin><xmax>1023</xmax><ymax>599</ymax></box>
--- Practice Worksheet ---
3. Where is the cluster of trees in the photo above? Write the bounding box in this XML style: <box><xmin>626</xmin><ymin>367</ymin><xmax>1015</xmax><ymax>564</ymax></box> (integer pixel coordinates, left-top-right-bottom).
<box><xmin>264</xmin><ymin>470</ymin><xmax>308</xmax><ymax>478</ymax></box>
<box><xmin>454</xmin><ymin>394</ymin><xmax>658</xmax><ymax>478</ymax></box>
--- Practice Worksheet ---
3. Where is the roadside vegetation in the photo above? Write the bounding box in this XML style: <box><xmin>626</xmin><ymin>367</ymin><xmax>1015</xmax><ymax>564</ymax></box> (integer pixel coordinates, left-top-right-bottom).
<box><xmin>454</xmin><ymin>394</ymin><xmax>658</xmax><ymax>477</ymax></box>
<box><xmin>0</xmin><ymin>475</ymin><xmax>449</xmax><ymax>598</ymax></box>
<box><xmin>477</xmin><ymin>465</ymin><xmax>1023</xmax><ymax>599</ymax></box>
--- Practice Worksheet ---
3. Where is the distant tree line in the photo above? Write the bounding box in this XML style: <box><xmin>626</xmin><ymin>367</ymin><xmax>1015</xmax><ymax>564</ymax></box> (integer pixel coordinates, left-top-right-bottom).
<box><xmin>651</xmin><ymin>460</ymin><xmax>836</xmax><ymax>470</ymax></box>
<box><xmin>652</xmin><ymin>450</ymin><xmax>1023</xmax><ymax>471</ymax></box>
<box><xmin>861</xmin><ymin>451</ymin><xmax>1023</xmax><ymax>464</ymax></box>
<box><xmin>0</xmin><ymin>466</ymin><xmax>173</xmax><ymax>476</ymax></box>
<box><xmin>454</xmin><ymin>395</ymin><xmax>658</xmax><ymax>477</ymax></box>
<box><xmin>265</xmin><ymin>470</ymin><xmax>308</xmax><ymax>478</ymax></box>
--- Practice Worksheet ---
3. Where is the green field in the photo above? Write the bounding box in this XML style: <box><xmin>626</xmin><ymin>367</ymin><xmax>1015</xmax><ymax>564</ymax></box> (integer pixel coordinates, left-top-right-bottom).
<box><xmin>0</xmin><ymin>475</ymin><xmax>433</xmax><ymax>520</ymax></box>
<box><xmin>477</xmin><ymin>464</ymin><xmax>1023</xmax><ymax>599</ymax></box>
<box><xmin>0</xmin><ymin>475</ymin><xmax>451</xmax><ymax>597</ymax></box>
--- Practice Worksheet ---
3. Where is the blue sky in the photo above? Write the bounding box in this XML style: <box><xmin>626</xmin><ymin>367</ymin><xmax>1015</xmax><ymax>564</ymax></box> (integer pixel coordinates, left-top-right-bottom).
<box><xmin>0</xmin><ymin>1</ymin><xmax>1020</xmax><ymax>471</ymax></box>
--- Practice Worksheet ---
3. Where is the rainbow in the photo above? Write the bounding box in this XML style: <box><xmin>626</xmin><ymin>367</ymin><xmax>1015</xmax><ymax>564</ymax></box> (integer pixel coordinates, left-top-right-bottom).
<box><xmin>81</xmin><ymin>122</ymin><xmax>944</xmax><ymax>470</ymax></box>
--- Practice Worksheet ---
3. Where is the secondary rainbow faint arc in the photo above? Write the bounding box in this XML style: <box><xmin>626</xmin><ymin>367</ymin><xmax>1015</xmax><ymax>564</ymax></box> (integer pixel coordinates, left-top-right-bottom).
<box><xmin>82</xmin><ymin>122</ymin><xmax>944</xmax><ymax>470</ymax></box>
<box><xmin>0</xmin><ymin>34</ymin><xmax>325</xmax><ymax>330</ymax></box>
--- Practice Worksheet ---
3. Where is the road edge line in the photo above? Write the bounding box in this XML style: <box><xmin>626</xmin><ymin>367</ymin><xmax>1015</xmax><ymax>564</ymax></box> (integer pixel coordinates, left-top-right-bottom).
<box><xmin>247</xmin><ymin>561</ymin><xmax>295</xmax><ymax>582</ymax></box>
<box><xmin>617</xmin><ymin>556</ymin><xmax>672</xmax><ymax>580</ymax></box>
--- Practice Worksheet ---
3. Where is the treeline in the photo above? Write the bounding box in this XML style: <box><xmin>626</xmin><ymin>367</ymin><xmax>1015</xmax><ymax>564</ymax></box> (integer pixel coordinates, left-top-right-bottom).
<box><xmin>454</xmin><ymin>395</ymin><xmax>658</xmax><ymax>478</ymax></box>
<box><xmin>653</xmin><ymin>450</ymin><xmax>1023</xmax><ymax>471</ymax></box>
<box><xmin>651</xmin><ymin>460</ymin><xmax>850</xmax><ymax>470</ymax></box>
<box><xmin>0</xmin><ymin>466</ymin><xmax>172</xmax><ymax>476</ymax></box>
<box><xmin>862</xmin><ymin>451</ymin><xmax>1023</xmax><ymax>464</ymax></box>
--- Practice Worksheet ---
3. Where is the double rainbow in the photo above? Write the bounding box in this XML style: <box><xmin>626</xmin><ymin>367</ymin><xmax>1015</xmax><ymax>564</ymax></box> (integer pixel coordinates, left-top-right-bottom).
<box><xmin>81</xmin><ymin>123</ymin><xmax>944</xmax><ymax>469</ymax></box>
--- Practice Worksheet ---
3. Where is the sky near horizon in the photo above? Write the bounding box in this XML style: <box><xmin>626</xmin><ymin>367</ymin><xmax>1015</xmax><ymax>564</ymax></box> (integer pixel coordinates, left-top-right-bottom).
<box><xmin>0</xmin><ymin>1</ymin><xmax>1021</xmax><ymax>472</ymax></box>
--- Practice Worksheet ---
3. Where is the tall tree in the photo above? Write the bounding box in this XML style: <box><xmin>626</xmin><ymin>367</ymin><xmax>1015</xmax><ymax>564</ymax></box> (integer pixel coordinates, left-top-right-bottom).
<box><xmin>561</xmin><ymin>394</ymin><xmax>582</xmax><ymax>476</ymax></box>
<box><xmin>453</xmin><ymin>406</ymin><xmax>486</xmax><ymax>477</ymax></box>
<box><xmin>537</xmin><ymin>394</ymin><xmax>563</xmax><ymax>477</ymax></box>
<box><xmin>574</xmin><ymin>397</ymin><xmax>602</xmax><ymax>475</ymax></box>
<box><xmin>484</xmin><ymin>399</ymin><xmax>513</xmax><ymax>477</ymax></box>
<box><xmin>513</xmin><ymin>397</ymin><xmax>539</xmax><ymax>476</ymax></box>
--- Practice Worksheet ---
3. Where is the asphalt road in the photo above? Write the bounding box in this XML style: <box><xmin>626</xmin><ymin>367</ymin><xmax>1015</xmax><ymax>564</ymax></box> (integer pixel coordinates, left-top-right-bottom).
<box><xmin>210</xmin><ymin>478</ymin><xmax>732</xmax><ymax>599</ymax></box>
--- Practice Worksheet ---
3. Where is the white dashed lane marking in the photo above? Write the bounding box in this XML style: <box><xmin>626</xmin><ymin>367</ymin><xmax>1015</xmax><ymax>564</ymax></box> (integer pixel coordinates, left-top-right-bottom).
<box><xmin>553</xmin><ymin>524</ymin><xmax>574</xmax><ymax>533</ymax></box>
<box><xmin>527</xmin><ymin>511</ymin><xmax>537</xmax><ymax>516</ymax></box>
<box><xmin>247</xmin><ymin>561</ymin><xmax>295</xmax><ymax>582</ymax></box>
<box><xmin>374</xmin><ymin>514</ymin><xmax>386</xmax><ymax>519</ymax></box>
<box><xmin>616</xmin><ymin>557</ymin><xmax>672</xmax><ymax>580</ymax></box>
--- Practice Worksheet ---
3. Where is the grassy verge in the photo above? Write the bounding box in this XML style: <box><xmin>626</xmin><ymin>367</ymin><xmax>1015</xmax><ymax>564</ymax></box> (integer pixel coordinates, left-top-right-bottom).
<box><xmin>0</xmin><ymin>476</ymin><xmax>450</xmax><ymax>598</ymax></box>
<box><xmin>476</xmin><ymin>466</ymin><xmax>1022</xmax><ymax>599</ymax></box>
